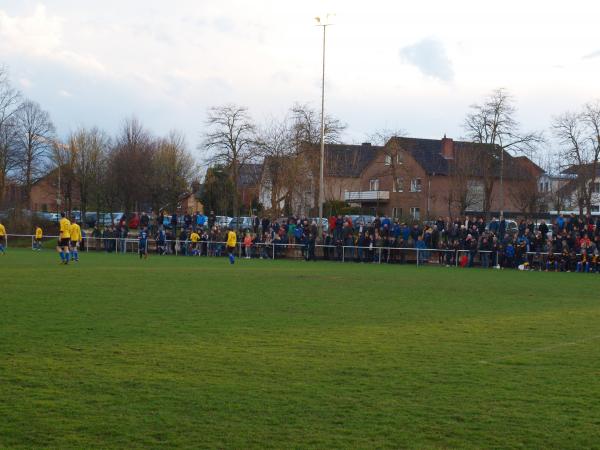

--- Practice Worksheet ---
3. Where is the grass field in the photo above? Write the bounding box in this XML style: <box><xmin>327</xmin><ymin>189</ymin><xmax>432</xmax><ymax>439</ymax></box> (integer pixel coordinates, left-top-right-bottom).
<box><xmin>1</xmin><ymin>249</ymin><xmax>599</xmax><ymax>449</ymax></box>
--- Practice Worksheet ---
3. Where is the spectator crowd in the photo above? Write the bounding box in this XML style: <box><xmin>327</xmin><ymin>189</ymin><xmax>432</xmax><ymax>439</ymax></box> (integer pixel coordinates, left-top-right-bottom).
<box><xmin>82</xmin><ymin>211</ymin><xmax>600</xmax><ymax>273</ymax></box>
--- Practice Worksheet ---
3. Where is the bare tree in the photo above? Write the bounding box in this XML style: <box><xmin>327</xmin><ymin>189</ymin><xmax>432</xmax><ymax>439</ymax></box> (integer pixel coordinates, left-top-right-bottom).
<box><xmin>508</xmin><ymin>178</ymin><xmax>546</xmax><ymax>217</ymax></box>
<box><xmin>445</xmin><ymin>150</ymin><xmax>484</xmax><ymax>215</ymax></box>
<box><xmin>68</xmin><ymin>127</ymin><xmax>110</xmax><ymax>215</ymax></box>
<box><xmin>14</xmin><ymin>100</ymin><xmax>55</xmax><ymax>208</ymax></box>
<box><xmin>151</xmin><ymin>131</ymin><xmax>196</xmax><ymax>213</ymax></box>
<box><xmin>110</xmin><ymin>117</ymin><xmax>155</xmax><ymax>212</ymax></box>
<box><xmin>289</xmin><ymin>103</ymin><xmax>346</xmax><ymax>212</ymax></box>
<box><xmin>290</xmin><ymin>103</ymin><xmax>345</xmax><ymax>148</ymax></box>
<box><xmin>257</xmin><ymin>116</ymin><xmax>306</xmax><ymax>215</ymax></box>
<box><xmin>553</xmin><ymin>101</ymin><xmax>600</xmax><ymax>216</ymax></box>
<box><xmin>0</xmin><ymin>66</ymin><xmax>21</xmax><ymax>208</ymax></box>
<box><xmin>365</xmin><ymin>128</ymin><xmax>408</xmax><ymax>146</ymax></box>
<box><xmin>463</xmin><ymin>88</ymin><xmax>542</xmax><ymax>216</ymax></box>
<box><xmin>201</xmin><ymin>104</ymin><xmax>258</xmax><ymax>219</ymax></box>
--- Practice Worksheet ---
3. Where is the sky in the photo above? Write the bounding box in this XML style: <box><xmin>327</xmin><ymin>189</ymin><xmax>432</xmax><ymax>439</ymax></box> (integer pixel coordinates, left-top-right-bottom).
<box><xmin>1</xmin><ymin>0</ymin><xmax>599</xmax><ymax>157</ymax></box>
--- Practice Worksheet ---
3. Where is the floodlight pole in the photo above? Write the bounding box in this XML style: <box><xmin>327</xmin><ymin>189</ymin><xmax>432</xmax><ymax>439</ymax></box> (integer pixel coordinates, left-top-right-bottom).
<box><xmin>499</xmin><ymin>136</ymin><xmax>504</xmax><ymax>220</ymax></box>
<box><xmin>316</xmin><ymin>18</ymin><xmax>329</xmax><ymax>240</ymax></box>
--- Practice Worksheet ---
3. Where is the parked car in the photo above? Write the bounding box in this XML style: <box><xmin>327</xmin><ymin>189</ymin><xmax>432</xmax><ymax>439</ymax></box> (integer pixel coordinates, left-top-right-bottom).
<box><xmin>504</xmin><ymin>219</ymin><xmax>518</xmax><ymax>235</ymax></box>
<box><xmin>70</xmin><ymin>211</ymin><xmax>82</xmax><ymax>222</ymax></box>
<box><xmin>96</xmin><ymin>212</ymin><xmax>121</xmax><ymax>227</ymax></box>
<box><xmin>216</xmin><ymin>216</ymin><xmax>232</xmax><ymax>228</ymax></box>
<box><xmin>161</xmin><ymin>214</ymin><xmax>186</xmax><ymax>229</ymax></box>
<box><xmin>84</xmin><ymin>212</ymin><xmax>98</xmax><ymax>228</ymax></box>
<box><xmin>34</xmin><ymin>211</ymin><xmax>58</xmax><ymax>222</ymax></box>
<box><xmin>113</xmin><ymin>212</ymin><xmax>140</xmax><ymax>229</ymax></box>
<box><xmin>486</xmin><ymin>219</ymin><xmax>518</xmax><ymax>236</ymax></box>
<box><xmin>228</xmin><ymin>216</ymin><xmax>253</xmax><ymax>230</ymax></box>
<box><xmin>355</xmin><ymin>215</ymin><xmax>376</xmax><ymax>227</ymax></box>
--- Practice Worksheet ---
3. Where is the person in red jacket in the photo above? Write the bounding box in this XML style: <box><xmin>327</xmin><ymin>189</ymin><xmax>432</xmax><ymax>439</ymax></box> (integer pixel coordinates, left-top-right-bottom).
<box><xmin>328</xmin><ymin>215</ymin><xmax>336</xmax><ymax>234</ymax></box>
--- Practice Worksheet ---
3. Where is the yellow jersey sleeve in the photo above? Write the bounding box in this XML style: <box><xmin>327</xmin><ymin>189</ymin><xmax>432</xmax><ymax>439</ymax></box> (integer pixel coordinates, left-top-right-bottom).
<box><xmin>59</xmin><ymin>218</ymin><xmax>71</xmax><ymax>239</ymax></box>
<box><xmin>70</xmin><ymin>223</ymin><xmax>81</xmax><ymax>241</ymax></box>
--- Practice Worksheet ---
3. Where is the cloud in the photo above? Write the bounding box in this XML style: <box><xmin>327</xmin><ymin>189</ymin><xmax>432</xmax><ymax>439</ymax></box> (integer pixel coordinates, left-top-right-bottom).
<box><xmin>399</xmin><ymin>38</ymin><xmax>454</xmax><ymax>82</ymax></box>
<box><xmin>582</xmin><ymin>49</ymin><xmax>600</xmax><ymax>59</ymax></box>
<box><xmin>0</xmin><ymin>5</ymin><xmax>105</xmax><ymax>74</ymax></box>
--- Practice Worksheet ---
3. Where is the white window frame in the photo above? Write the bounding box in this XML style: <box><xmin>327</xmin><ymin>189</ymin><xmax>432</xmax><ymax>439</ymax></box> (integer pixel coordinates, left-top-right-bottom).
<box><xmin>369</xmin><ymin>179</ymin><xmax>380</xmax><ymax>191</ymax></box>
<box><xmin>384</xmin><ymin>155</ymin><xmax>392</xmax><ymax>166</ymax></box>
<box><xmin>410</xmin><ymin>207</ymin><xmax>420</xmax><ymax>220</ymax></box>
<box><xmin>396</xmin><ymin>153</ymin><xmax>403</xmax><ymax>164</ymax></box>
<box><xmin>392</xmin><ymin>207</ymin><xmax>402</xmax><ymax>218</ymax></box>
<box><xmin>410</xmin><ymin>178</ymin><xmax>422</xmax><ymax>192</ymax></box>
<box><xmin>393</xmin><ymin>177</ymin><xmax>403</xmax><ymax>193</ymax></box>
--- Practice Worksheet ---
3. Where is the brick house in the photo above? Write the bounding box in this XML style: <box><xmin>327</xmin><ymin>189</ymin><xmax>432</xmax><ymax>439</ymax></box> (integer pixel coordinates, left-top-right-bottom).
<box><xmin>343</xmin><ymin>136</ymin><xmax>545</xmax><ymax>219</ymax></box>
<box><xmin>259</xmin><ymin>143</ymin><xmax>382</xmax><ymax>216</ymax></box>
<box><xmin>29</xmin><ymin>167</ymin><xmax>81</xmax><ymax>212</ymax></box>
<box><xmin>551</xmin><ymin>164</ymin><xmax>600</xmax><ymax>215</ymax></box>
<box><xmin>237</xmin><ymin>163</ymin><xmax>263</xmax><ymax>212</ymax></box>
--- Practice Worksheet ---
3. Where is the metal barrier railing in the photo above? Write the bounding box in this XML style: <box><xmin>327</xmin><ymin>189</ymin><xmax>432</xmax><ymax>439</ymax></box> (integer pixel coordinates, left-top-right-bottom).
<box><xmin>4</xmin><ymin>234</ymin><xmax>594</xmax><ymax>271</ymax></box>
<box><xmin>0</xmin><ymin>233</ymin><xmax>475</xmax><ymax>266</ymax></box>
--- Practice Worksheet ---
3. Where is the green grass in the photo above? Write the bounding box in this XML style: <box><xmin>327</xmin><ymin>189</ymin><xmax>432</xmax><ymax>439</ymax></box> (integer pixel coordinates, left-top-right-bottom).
<box><xmin>1</xmin><ymin>249</ymin><xmax>599</xmax><ymax>449</ymax></box>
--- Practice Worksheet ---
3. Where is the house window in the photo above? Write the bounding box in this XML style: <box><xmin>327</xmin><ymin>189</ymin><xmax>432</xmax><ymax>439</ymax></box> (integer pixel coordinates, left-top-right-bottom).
<box><xmin>410</xmin><ymin>207</ymin><xmax>420</xmax><ymax>220</ymax></box>
<box><xmin>591</xmin><ymin>205</ymin><xmax>600</xmax><ymax>212</ymax></box>
<box><xmin>42</xmin><ymin>204</ymin><xmax>48</xmax><ymax>212</ymax></box>
<box><xmin>384</xmin><ymin>155</ymin><xmax>392</xmax><ymax>166</ymax></box>
<box><xmin>410</xmin><ymin>178</ymin><xmax>422</xmax><ymax>192</ymax></box>
<box><xmin>397</xmin><ymin>153</ymin><xmax>403</xmax><ymax>164</ymax></box>
<box><xmin>393</xmin><ymin>177</ymin><xmax>403</xmax><ymax>192</ymax></box>
<box><xmin>593</xmin><ymin>182</ymin><xmax>600</xmax><ymax>194</ymax></box>
<box><xmin>369</xmin><ymin>179</ymin><xmax>379</xmax><ymax>191</ymax></box>
<box><xmin>392</xmin><ymin>207</ymin><xmax>402</xmax><ymax>218</ymax></box>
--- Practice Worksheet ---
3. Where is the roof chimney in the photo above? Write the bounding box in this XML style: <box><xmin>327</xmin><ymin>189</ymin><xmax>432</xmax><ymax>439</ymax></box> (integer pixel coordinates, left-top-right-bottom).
<box><xmin>441</xmin><ymin>135</ymin><xmax>454</xmax><ymax>159</ymax></box>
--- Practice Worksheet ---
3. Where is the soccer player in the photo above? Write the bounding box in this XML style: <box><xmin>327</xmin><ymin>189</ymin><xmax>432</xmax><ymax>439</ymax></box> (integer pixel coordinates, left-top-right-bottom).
<box><xmin>34</xmin><ymin>225</ymin><xmax>43</xmax><ymax>250</ymax></box>
<box><xmin>0</xmin><ymin>220</ymin><xmax>6</xmax><ymax>254</ymax></box>
<box><xmin>57</xmin><ymin>212</ymin><xmax>71</xmax><ymax>264</ymax></box>
<box><xmin>190</xmin><ymin>229</ymin><xmax>200</xmax><ymax>256</ymax></box>
<box><xmin>138</xmin><ymin>226</ymin><xmax>149</xmax><ymax>259</ymax></box>
<box><xmin>226</xmin><ymin>227</ymin><xmax>237</xmax><ymax>264</ymax></box>
<box><xmin>69</xmin><ymin>220</ymin><xmax>82</xmax><ymax>262</ymax></box>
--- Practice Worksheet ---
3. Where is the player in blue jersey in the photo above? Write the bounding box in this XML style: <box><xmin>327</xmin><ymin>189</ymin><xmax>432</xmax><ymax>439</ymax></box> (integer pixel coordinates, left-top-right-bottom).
<box><xmin>139</xmin><ymin>226</ymin><xmax>149</xmax><ymax>259</ymax></box>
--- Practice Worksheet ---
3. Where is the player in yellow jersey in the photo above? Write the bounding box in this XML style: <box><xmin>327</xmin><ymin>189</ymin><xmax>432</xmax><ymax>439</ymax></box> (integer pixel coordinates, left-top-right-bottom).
<box><xmin>190</xmin><ymin>230</ymin><xmax>200</xmax><ymax>256</ymax></box>
<box><xmin>0</xmin><ymin>220</ymin><xmax>6</xmax><ymax>254</ymax></box>
<box><xmin>57</xmin><ymin>212</ymin><xmax>71</xmax><ymax>264</ymax></box>
<box><xmin>226</xmin><ymin>227</ymin><xmax>237</xmax><ymax>264</ymax></box>
<box><xmin>69</xmin><ymin>219</ymin><xmax>82</xmax><ymax>262</ymax></box>
<box><xmin>34</xmin><ymin>225</ymin><xmax>43</xmax><ymax>251</ymax></box>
